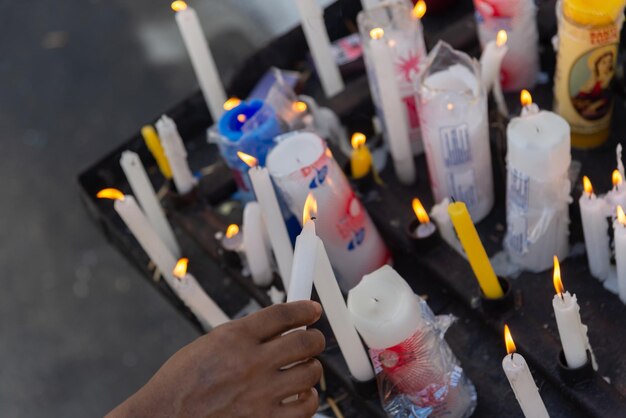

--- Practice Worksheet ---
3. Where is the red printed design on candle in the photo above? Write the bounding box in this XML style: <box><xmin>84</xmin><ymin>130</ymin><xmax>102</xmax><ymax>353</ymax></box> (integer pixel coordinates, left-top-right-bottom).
<box><xmin>336</xmin><ymin>195</ymin><xmax>367</xmax><ymax>252</ymax></box>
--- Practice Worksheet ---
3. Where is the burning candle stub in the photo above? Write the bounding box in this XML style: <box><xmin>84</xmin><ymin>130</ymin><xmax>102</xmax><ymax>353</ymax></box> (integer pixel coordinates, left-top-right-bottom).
<box><xmin>501</xmin><ymin>325</ymin><xmax>550</xmax><ymax>418</ymax></box>
<box><xmin>407</xmin><ymin>198</ymin><xmax>439</xmax><ymax>251</ymax></box>
<box><xmin>172</xmin><ymin>258</ymin><xmax>230</xmax><ymax>331</ymax></box>
<box><xmin>221</xmin><ymin>224</ymin><xmax>244</xmax><ymax>267</ymax></box>
<box><xmin>613</xmin><ymin>206</ymin><xmax>626</xmax><ymax>303</ymax></box>
<box><xmin>579</xmin><ymin>176</ymin><xmax>611</xmax><ymax>281</ymax></box>
<box><xmin>350</xmin><ymin>132</ymin><xmax>373</xmax><ymax>180</ymax></box>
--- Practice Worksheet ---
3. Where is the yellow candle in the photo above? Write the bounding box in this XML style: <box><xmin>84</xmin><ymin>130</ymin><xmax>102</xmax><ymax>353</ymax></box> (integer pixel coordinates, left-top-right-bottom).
<box><xmin>350</xmin><ymin>132</ymin><xmax>373</xmax><ymax>179</ymax></box>
<box><xmin>563</xmin><ymin>0</ymin><xmax>624</xmax><ymax>26</ymax></box>
<box><xmin>448</xmin><ymin>201</ymin><xmax>504</xmax><ymax>299</ymax></box>
<box><xmin>141</xmin><ymin>125</ymin><xmax>173</xmax><ymax>179</ymax></box>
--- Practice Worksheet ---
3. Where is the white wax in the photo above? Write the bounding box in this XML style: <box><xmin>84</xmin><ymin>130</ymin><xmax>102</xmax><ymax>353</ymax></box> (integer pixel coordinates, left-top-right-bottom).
<box><xmin>430</xmin><ymin>198</ymin><xmax>466</xmax><ymax>258</ymax></box>
<box><xmin>243</xmin><ymin>202</ymin><xmax>274</xmax><ymax>287</ymax></box>
<box><xmin>248</xmin><ymin>166</ymin><xmax>294</xmax><ymax>289</ymax></box>
<box><xmin>174</xmin><ymin>6</ymin><xmax>226</xmax><ymax>122</ymax></box>
<box><xmin>505</xmin><ymin>108</ymin><xmax>571</xmax><ymax>272</ymax></box>
<box><xmin>607</xmin><ymin>186</ymin><xmax>626</xmax><ymax>214</ymax></box>
<box><xmin>113</xmin><ymin>196</ymin><xmax>178</xmax><ymax>287</ymax></box>
<box><xmin>120</xmin><ymin>151</ymin><xmax>180</xmax><ymax>258</ymax></box>
<box><xmin>579</xmin><ymin>193</ymin><xmax>610</xmax><ymax>281</ymax></box>
<box><xmin>479</xmin><ymin>40</ymin><xmax>508</xmax><ymax>93</ymax></box>
<box><xmin>287</xmin><ymin>220</ymin><xmax>317</xmax><ymax>303</ymax></box>
<box><xmin>175</xmin><ymin>272</ymin><xmax>230</xmax><ymax>331</ymax></box>
<box><xmin>314</xmin><ymin>239</ymin><xmax>375</xmax><ymax>381</ymax></box>
<box><xmin>360</xmin><ymin>0</ymin><xmax>380</xmax><ymax>9</ymax></box>
<box><xmin>613</xmin><ymin>221</ymin><xmax>626</xmax><ymax>304</ymax></box>
<box><xmin>553</xmin><ymin>291</ymin><xmax>588</xmax><ymax>368</ymax></box>
<box><xmin>295</xmin><ymin>0</ymin><xmax>344</xmax><ymax>98</ymax></box>
<box><xmin>347</xmin><ymin>265</ymin><xmax>422</xmax><ymax>349</ymax></box>
<box><xmin>369</xmin><ymin>35</ymin><xmax>416</xmax><ymax>185</ymax></box>
<box><xmin>502</xmin><ymin>353</ymin><xmax>550</xmax><ymax>418</ymax></box>
<box><xmin>155</xmin><ymin>115</ymin><xmax>198</xmax><ymax>195</ymax></box>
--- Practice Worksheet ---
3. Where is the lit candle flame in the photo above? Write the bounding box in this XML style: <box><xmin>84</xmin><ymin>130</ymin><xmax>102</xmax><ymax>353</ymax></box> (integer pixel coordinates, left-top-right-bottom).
<box><xmin>370</xmin><ymin>28</ymin><xmax>385</xmax><ymax>40</ymax></box>
<box><xmin>237</xmin><ymin>151</ymin><xmax>258</xmax><ymax>168</ymax></box>
<box><xmin>412</xmin><ymin>0</ymin><xmax>427</xmax><ymax>19</ymax></box>
<box><xmin>351</xmin><ymin>132</ymin><xmax>366</xmax><ymax>150</ymax></box>
<box><xmin>171</xmin><ymin>0</ymin><xmax>188</xmax><ymax>12</ymax></box>
<box><xmin>617</xmin><ymin>205</ymin><xmax>626</xmax><ymax>226</ymax></box>
<box><xmin>446</xmin><ymin>103</ymin><xmax>454</xmax><ymax>111</ymax></box>
<box><xmin>612</xmin><ymin>169</ymin><xmax>623</xmax><ymax>187</ymax></box>
<box><xmin>553</xmin><ymin>255</ymin><xmax>564</xmax><ymax>296</ymax></box>
<box><xmin>225</xmin><ymin>224</ymin><xmax>240</xmax><ymax>239</ymax></box>
<box><xmin>97</xmin><ymin>188</ymin><xmax>125</xmax><ymax>201</ymax></box>
<box><xmin>583</xmin><ymin>176</ymin><xmax>593</xmax><ymax>196</ymax></box>
<box><xmin>173</xmin><ymin>257</ymin><xmax>189</xmax><ymax>279</ymax></box>
<box><xmin>520</xmin><ymin>89</ymin><xmax>532</xmax><ymax>107</ymax></box>
<box><xmin>303</xmin><ymin>193</ymin><xmax>317</xmax><ymax>225</ymax></box>
<box><xmin>293</xmin><ymin>101</ymin><xmax>308</xmax><ymax>113</ymax></box>
<box><xmin>504</xmin><ymin>324</ymin><xmax>517</xmax><ymax>355</ymax></box>
<box><xmin>237</xmin><ymin>114</ymin><xmax>247</xmax><ymax>123</ymax></box>
<box><xmin>412</xmin><ymin>198</ymin><xmax>430</xmax><ymax>224</ymax></box>
<box><xmin>496</xmin><ymin>30</ymin><xmax>508</xmax><ymax>47</ymax></box>
<box><xmin>223</xmin><ymin>97</ymin><xmax>241</xmax><ymax>111</ymax></box>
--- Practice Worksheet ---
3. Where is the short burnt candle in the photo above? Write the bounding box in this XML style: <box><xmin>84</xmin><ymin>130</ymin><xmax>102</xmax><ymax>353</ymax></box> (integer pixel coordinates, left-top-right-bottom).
<box><xmin>406</xmin><ymin>198</ymin><xmax>440</xmax><ymax>251</ymax></box>
<box><xmin>220</xmin><ymin>224</ymin><xmax>244</xmax><ymax>267</ymax></box>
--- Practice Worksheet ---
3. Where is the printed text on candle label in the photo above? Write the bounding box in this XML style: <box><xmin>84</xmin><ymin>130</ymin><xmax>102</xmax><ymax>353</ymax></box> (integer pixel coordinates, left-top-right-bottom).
<box><xmin>508</xmin><ymin>168</ymin><xmax>530</xmax><ymax>210</ymax></box>
<box><xmin>440</xmin><ymin>124</ymin><xmax>472</xmax><ymax>167</ymax></box>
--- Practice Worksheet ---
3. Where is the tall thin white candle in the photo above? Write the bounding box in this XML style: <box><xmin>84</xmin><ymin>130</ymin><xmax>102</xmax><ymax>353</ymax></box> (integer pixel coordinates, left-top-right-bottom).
<box><xmin>155</xmin><ymin>115</ymin><xmax>198</xmax><ymax>195</ymax></box>
<box><xmin>287</xmin><ymin>194</ymin><xmax>318</xmax><ymax>304</ymax></box>
<box><xmin>579</xmin><ymin>176</ymin><xmax>610</xmax><ymax>281</ymax></box>
<box><xmin>120</xmin><ymin>151</ymin><xmax>180</xmax><ymax>257</ymax></box>
<box><xmin>613</xmin><ymin>206</ymin><xmax>626</xmax><ymax>303</ymax></box>
<box><xmin>295</xmin><ymin>0</ymin><xmax>344</xmax><ymax>98</ymax></box>
<box><xmin>479</xmin><ymin>30</ymin><xmax>509</xmax><ymax>116</ymax></box>
<box><xmin>173</xmin><ymin>258</ymin><xmax>230</xmax><ymax>331</ymax></box>
<box><xmin>242</xmin><ymin>202</ymin><xmax>274</xmax><ymax>287</ymax></box>
<box><xmin>172</xmin><ymin>1</ymin><xmax>226</xmax><ymax>122</ymax></box>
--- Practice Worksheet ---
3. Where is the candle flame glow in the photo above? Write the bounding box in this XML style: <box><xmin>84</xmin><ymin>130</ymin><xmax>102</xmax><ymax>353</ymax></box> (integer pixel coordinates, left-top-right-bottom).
<box><xmin>223</xmin><ymin>97</ymin><xmax>241</xmax><ymax>111</ymax></box>
<box><xmin>370</xmin><ymin>28</ymin><xmax>385</xmax><ymax>40</ymax></box>
<box><xmin>303</xmin><ymin>193</ymin><xmax>317</xmax><ymax>225</ymax></box>
<box><xmin>496</xmin><ymin>30</ymin><xmax>508</xmax><ymax>47</ymax></box>
<box><xmin>412</xmin><ymin>198</ymin><xmax>430</xmax><ymax>224</ymax></box>
<box><xmin>583</xmin><ymin>176</ymin><xmax>593</xmax><ymax>195</ymax></box>
<box><xmin>504</xmin><ymin>324</ymin><xmax>517</xmax><ymax>355</ymax></box>
<box><xmin>293</xmin><ymin>101</ymin><xmax>308</xmax><ymax>113</ymax></box>
<box><xmin>520</xmin><ymin>89</ymin><xmax>532</xmax><ymax>107</ymax></box>
<box><xmin>613</xmin><ymin>169</ymin><xmax>622</xmax><ymax>187</ymax></box>
<box><xmin>412</xmin><ymin>0</ymin><xmax>427</xmax><ymax>19</ymax></box>
<box><xmin>617</xmin><ymin>205</ymin><xmax>626</xmax><ymax>226</ymax></box>
<box><xmin>237</xmin><ymin>151</ymin><xmax>258</xmax><ymax>168</ymax></box>
<box><xmin>171</xmin><ymin>1</ymin><xmax>188</xmax><ymax>12</ymax></box>
<box><xmin>351</xmin><ymin>132</ymin><xmax>366</xmax><ymax>150</ymax></box>
<box><xmin>237</xmin><ymin>114</ymin><xmax>247</xmax><ymax>123</ymax></box>
<box><xmin>225</xmin><ymin>224</ymin><xmax>240</xmax><ymax>239</ymax></box>
<box><xmin>173</xmin><ymin>257</ymin><xmax>189</xmax><ymax>279</ymax></box>
<box><xmin>553</xmin><ymin>255</ymin><xmax>564</xmax><ymax>295</ymax></box>
<box><xmin>97</xmin><ymin>188</ymin><xmax>125</xmax><ymax>201</ymax></box>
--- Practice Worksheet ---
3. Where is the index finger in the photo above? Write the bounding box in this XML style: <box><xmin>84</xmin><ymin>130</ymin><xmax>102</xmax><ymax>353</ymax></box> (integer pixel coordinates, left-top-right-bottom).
<box><xmin>240</xmin><ymin>301</ymin><xmax>322</xmax><ymax>341</ymax></box>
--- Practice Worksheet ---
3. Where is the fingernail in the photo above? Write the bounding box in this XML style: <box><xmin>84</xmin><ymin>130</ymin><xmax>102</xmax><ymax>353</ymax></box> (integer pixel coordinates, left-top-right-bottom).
<box><xmin>311</xmin><ymin>387</ymin><xmax>318</xmax><ymax>397</ymax></box>
<box><xmin>312</xmin><ymin>301</ymin><xmax>322</xmax><ymax>315</ymax></box>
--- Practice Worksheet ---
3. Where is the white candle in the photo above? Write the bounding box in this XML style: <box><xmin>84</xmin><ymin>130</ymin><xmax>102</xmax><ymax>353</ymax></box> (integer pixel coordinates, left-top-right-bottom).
<box><xmin>367</xmin><ymin>28</ymin><xmax>416</xmax><ymax>185</ymax></box>
<box><xmin>552</xmin><ymin>257</ymin><xmax>589</xmax><ymax>368</ymax></box>
<box><xmin>607</xmin><ymin>170</ymin><xmax>626</xmax><ymax>212</ymax></box>
<box><xmin>120</xmin><ymin>151</ymin><xmax>181</xmax><ymax>257</ymax></box>
<box><xmin>295</xmin><ymin>0</ymin><xmax>344</xmax><ymax>98</ymax></box>
<box><xmin>479</xmin><ymin>30</ymin><xmax>509</xmax><ymax>116</ymax></box>
<box><xmin>243</xmin><ymin>202</ymin><xmax>274</xmax><ymax>287</ymax></box>
<box><xmin>579</xmin><ymin>176</ymin><xmax>611</xmax><ymax>281</ymax></box>
<box><xmin>172</xmin><ymin>1</ymin><xmax>226</xmax><ymax>122</ymax></box>
<box><xmin>287</xmin><ymin>195</ymin><xmax>318</xmax><ymax>303</ymax></box>
<box><xmin>97</xmin><ymin>190</ymin><xmax>178</xmax><ymax>287</ymax></box>
<box><xmin>502</xmin><ymin>325</ymin><xmax>550</xmax><ymax>418</ymax></box>
<box><xmin>245</xmin><ymin>162</ymin><xmax>294</xmax><ymax>289</ymax></box>
<box><xmin>360</xmin><ymin>0</ymin><xmax>380</xmax><ymax>9</ymax></box>
<box><xmin>314</xmin><ymin>239</ymin><xmax>374</xmax><ymax>382</ymax></box>
<box><xmin>613</xmin><ymin>206</ymin><xmax>626</xmax><ymax>303</ymax></box>
<box><xmin>155</xmin><ymin>115</ymin><xmax>198</xmax><ymax>195</ymax></box>
<box><xmin>173</xmin><ymin>258</ymin><xmax>230</xmax><ymax>331</ymax></box>
<box><xmin>504</xmin><ymin>91</ymin><xmax>571</xmax><ymax>272</ymax></box>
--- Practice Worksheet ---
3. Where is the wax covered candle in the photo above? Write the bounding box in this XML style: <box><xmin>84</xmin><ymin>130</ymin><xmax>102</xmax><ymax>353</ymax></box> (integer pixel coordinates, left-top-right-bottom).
<box><xmin>579</xmin><ymin>176</ymin><xmax>611</xmax><ymax>281</ymax></box>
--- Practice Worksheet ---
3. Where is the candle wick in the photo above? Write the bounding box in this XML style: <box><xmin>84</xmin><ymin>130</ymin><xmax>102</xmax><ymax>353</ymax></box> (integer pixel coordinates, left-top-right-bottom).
<box><xmin>511</xmin><ymin>352</ymin><xmax>514</xmax><ymax>361</ymax></box>
<box><xmin>450</xmin><ymin>196</ymin><xmax>456</xmax><ymax>203</ymax></box>
<box><xmin>560</xmin><ymin>292</ymin><xmax>564</xmax><ymax>301</ymax></box>
<box><xmin>373</xmin><ymin>297</ymin><xmax>379</xmax><ymax>302</ymax></box>
<box><xmin>310</xmin><ymin>216</ymin><xmax>317</xmax><ymax>221</ymax></box>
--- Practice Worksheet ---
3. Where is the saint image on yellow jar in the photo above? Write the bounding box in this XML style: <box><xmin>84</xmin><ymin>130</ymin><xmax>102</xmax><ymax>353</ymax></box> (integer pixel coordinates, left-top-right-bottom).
<box><xmin>553</xmin><ymin>0</ymin><xmax>626</xmax><ymax>149</ymax></box>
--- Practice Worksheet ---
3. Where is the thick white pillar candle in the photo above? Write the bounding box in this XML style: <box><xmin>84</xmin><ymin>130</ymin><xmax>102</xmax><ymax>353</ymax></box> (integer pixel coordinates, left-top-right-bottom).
<box><xmin>173</xmin><ymin>259</ymin><xmax>229</xmax><ymax>331</ymax></box>
<box><xmin>579</xmin><ymin>176</ymin><xmax>610</xmax><ymax>281</ymax></box>
<box><xmin>613</xmin><ymin>206</ymin><xmax>626</xmax><ymax>303</ymax></box>
<box><xmin>243</xmin><ymin>202</ymin><xmax>274</xmax><ymax>287</ymax></box>
<box><xmin>505</xmin><ymin>92</ymin><xmax>571</xmax><ymax>272</ymax></box>
<box><xmin>368</xmin><ymin>28</ymin><xmax>416</xmax><ymax>185</ymax></box>
<box><xmin>172</xmin><ymin>1</ymin><xmax>226</xmax><ymax>122</ymax></box>
<box><xmin>314</xmin><ymin>239</ymin><xmax>374</xmax><ymax>381</ymax></box>
<box><xmin>552</xmin><ymin>257</ymin><xmax>589</xmax><ymax>368</ymax></box>
<box><xmin>295</xmin><ymin>0</ymin><xmax>344</xmax><ymax>98</ymax></box>
<box><xmin>502</xmin><ymin>354</ymin><xmax>550</xmax><ymax>418</ymax></box>
<box><xmin>155</xmin><ymin>115</ymin><xmax>198</xmax><ymax>195</ymax></box>
<box><xmin>120</xmin><ymin>151</ymin><xmax>180</xmax><ymax>257</ymax></box>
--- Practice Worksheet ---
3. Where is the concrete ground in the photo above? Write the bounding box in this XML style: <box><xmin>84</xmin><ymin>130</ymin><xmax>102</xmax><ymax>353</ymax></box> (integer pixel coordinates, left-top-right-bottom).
<box><xmin>0</xmin><ymin>1</ymin><xmax>313</xmax><ymax>416</ymax></box>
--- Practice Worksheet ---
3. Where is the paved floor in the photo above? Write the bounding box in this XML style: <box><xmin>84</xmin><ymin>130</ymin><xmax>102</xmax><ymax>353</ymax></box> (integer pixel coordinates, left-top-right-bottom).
<box><xmin>0</xmin><ymin>1</ymin><xmax>307</xmax><ymax>416</ymax></box>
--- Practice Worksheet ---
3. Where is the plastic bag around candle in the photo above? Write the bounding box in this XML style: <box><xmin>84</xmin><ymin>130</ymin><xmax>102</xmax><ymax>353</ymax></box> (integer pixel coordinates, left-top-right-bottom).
<box><xmin>371</xmin><ymin>297</ymin><xmax>477</xmax><ymax>418</ymax></box>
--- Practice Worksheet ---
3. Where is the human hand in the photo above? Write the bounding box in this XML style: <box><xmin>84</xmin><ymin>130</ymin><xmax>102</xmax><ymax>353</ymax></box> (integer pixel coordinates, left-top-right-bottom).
<box><xmin>107</xmin><ymin>300</ymin><xmax>325</xmax><ymax>418</ymax></box>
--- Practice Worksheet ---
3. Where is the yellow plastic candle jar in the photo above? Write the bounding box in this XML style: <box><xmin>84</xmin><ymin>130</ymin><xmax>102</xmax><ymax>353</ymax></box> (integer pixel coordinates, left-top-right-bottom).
<box><xmin>553</xmin><ymin>0</ymin><xmax>626</xmax><ymax>149</ymax></box>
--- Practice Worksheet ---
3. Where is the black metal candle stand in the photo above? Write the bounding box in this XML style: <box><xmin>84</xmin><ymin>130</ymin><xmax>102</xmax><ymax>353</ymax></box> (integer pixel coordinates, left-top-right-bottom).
<box><xmin>405</xmin><ymin>218</ymin><xmax>441</xmax><ymax>252</ymax></box>
<box><xmin>558</xmin><ymin>350</ymin><xmax>595</xmax><ymax>387</ymax></box>
<box><xmin>479</xmin><ymin>277</ymin><xmax>514</xmax><ymax>316</ymax></box>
